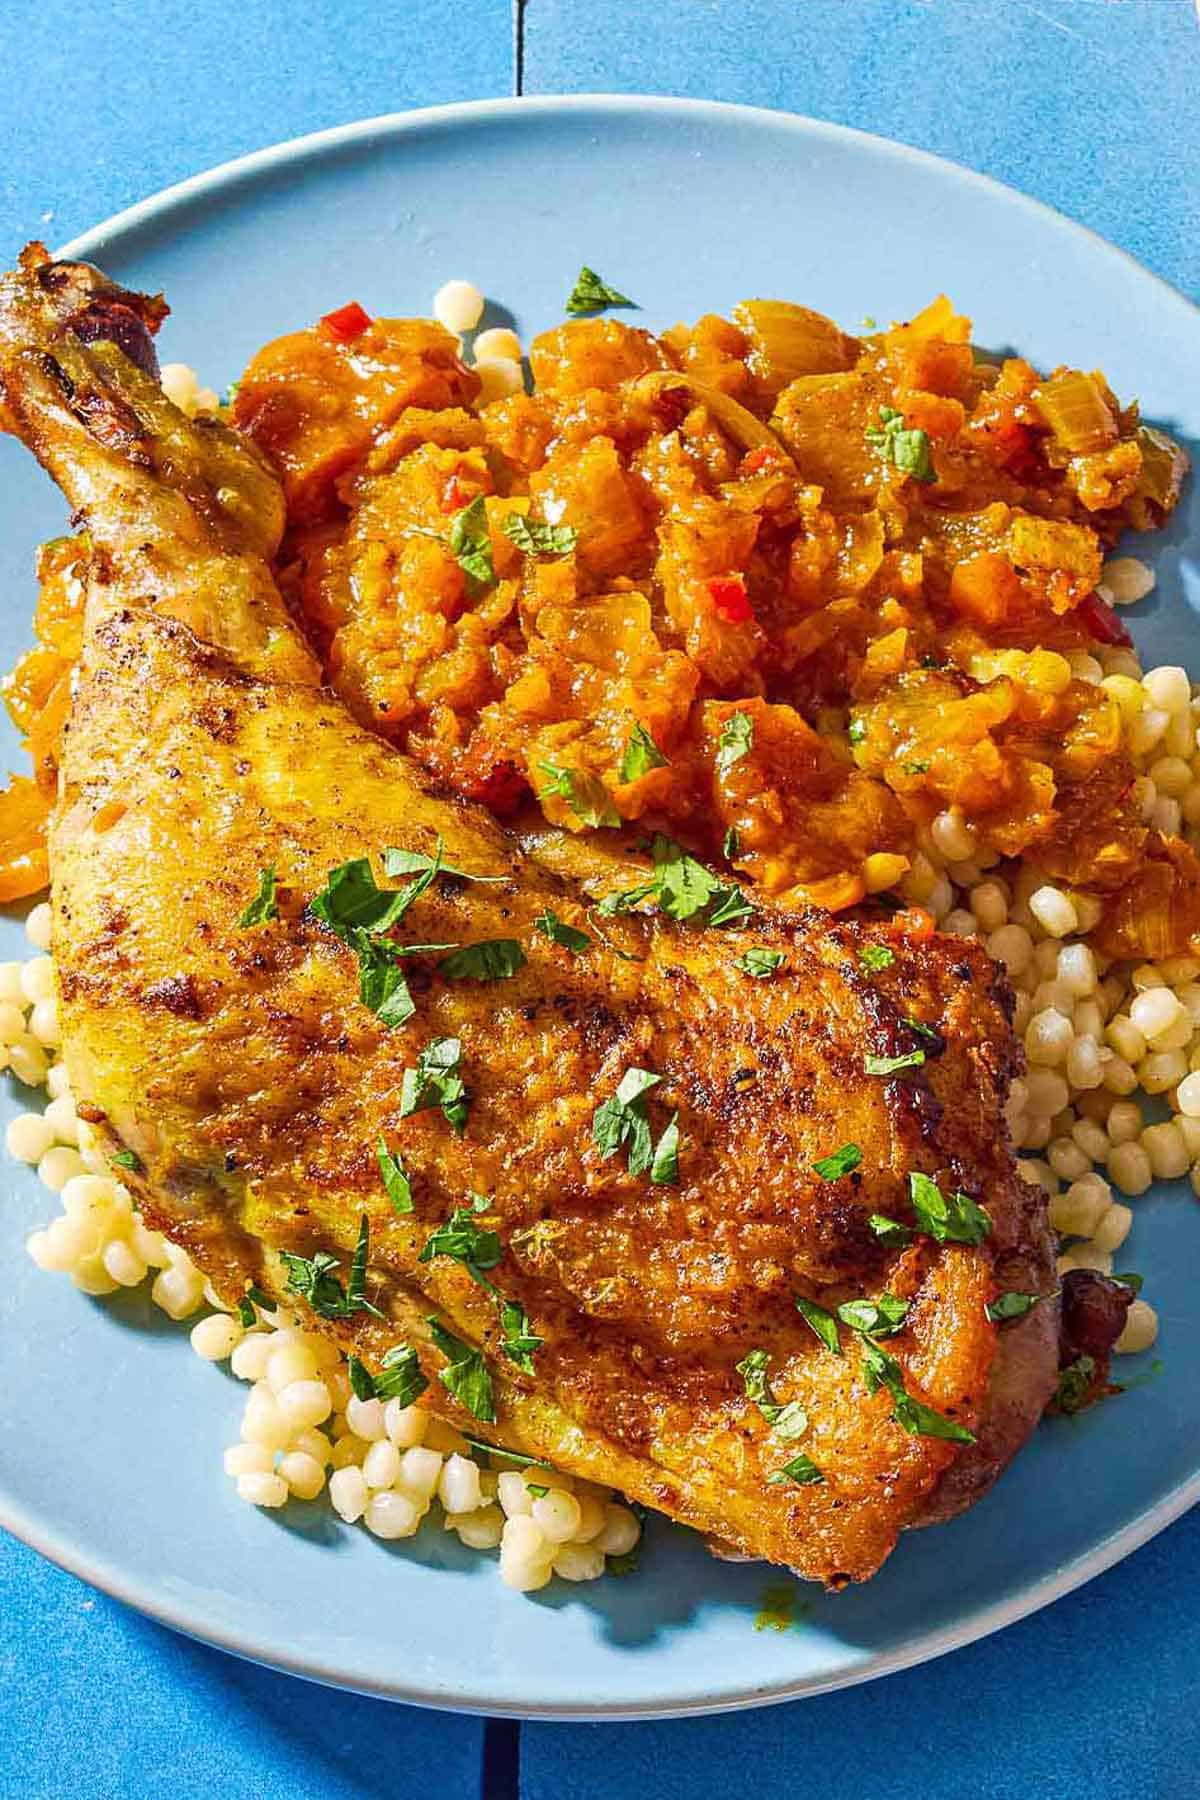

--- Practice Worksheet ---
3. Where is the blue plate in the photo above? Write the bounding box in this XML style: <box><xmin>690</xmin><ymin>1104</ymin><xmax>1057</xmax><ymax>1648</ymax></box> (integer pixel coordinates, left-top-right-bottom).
<box><xmin>0</xmin><ymin>96</ymin><xmax>1197</xmax><ymax>1719</ymax></box>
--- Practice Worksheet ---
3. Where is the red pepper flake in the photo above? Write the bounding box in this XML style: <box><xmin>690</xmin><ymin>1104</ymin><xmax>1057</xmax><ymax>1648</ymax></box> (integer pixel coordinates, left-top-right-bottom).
<box><xmin>1076</xmin><ymin>590</ymin><xmax>1133</xmax><ymax>649</ymax></box>
<box><xmin>738</xmin><ymin>445</ymin><xmax>777</xmax><ymax>475</ymax></box>
<box><xmin>318</xmin><ymin>301</ymin><xmax>372</xmax><ymax>345</ymax></box>
<box><xmin>709</xmin><ymin>576</ymin><xmax>754</xmax><ymax>623</ymax></box>
<box><xmin>890</xmin><ymin>906</ymin><xmax>935</xmax><ymax>943</ymax></box>
<box><xmin>440</xmin><ymin>477</ymin><xmax>468</xmax><ymax>515</ymax></box>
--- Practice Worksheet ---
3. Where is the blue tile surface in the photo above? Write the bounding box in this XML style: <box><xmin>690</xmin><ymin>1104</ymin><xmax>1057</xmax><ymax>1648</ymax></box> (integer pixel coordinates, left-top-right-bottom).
<box><xmin>523</xmin><ymin>0</ymin><xmax>1199</xmax><ymax>298</ymax></box>
<box><xmin>2</xmin><ymin>1</ymin><xmax>1200</xmax><ymax>1793</ymax></box>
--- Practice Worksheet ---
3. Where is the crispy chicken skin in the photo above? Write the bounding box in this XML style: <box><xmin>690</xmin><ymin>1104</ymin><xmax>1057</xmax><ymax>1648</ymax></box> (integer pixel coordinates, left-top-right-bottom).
<box><xmin>0</xmin><ymin>249</ymin><xmax>1059</xmax><ymax>1584</ymax></box>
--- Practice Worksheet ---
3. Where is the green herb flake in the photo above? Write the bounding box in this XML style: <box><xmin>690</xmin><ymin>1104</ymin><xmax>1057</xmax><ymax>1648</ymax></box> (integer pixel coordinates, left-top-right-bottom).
<box><xmin>735</xmin><ymin>1347</ymin><xmax>809</xmax><ymax>1439</ymax></box>
<box><xmin>987</xmin><ymin>1290</ymin><xmax>1044</xmax><ymax>1323</ymax></box>
<box><xmin>837</xmin><ymin>1292</ymin><xmax>909</xmax><ymax>1338</ymax></box>
<box><xmin>419</xmin><ymin>1204</ymin><xmax>504</xmax><ymax>1281</ymax></box>
<box><xmin>239</xmin><ymin>865</ymin><xmax>278</xmax><ymax>927</ymax></box>
<box><xmin>848</xmin><ymin>718</ymin><xmax>867</xmax><ymax>746</ymax></box>
<box><xmin>534</xmin><ymin>909</ymin><xmax>590</xmax><ymax>954</ymax></box>
<box><xmin>858</xmin><ymin>943</ymin><xmax>895</xmax><ymax>973</ymax></box>
<box><xmin>1054</xmin><ymin>1354</ymin><xmax>1097</xmax><ymax>1415</ymax></box>
<box><xmin>565</xmin><ymin>265</ymin><xmax>635</xmax><ymax>315</ymax></box>
<box><xmin>765</xmin><ymin>1452</ymin><xmax>824</xmax><ymax>1488</ymax></box>
<box><xmin>351</xmin><ymin>928</ymin><xmax>416</xmax><ymax>1029</ymax></box>
<box><xmin>501</xmin><ymin>514</ymin><xmax>578</xmax><ymax>558</ymax></box>
<box><xmin>381</xmin><ymin>841</ymin><xmax>504</xmax><ymax>885</ymax></box>
<box><xmin>537</xmin><ymin>760</ymin><xmax>621</xmax><ymax>829</ymax></box>
<box><xmin>723</xmin><ymin>826</ymin><xmax>741</xmax><ymax>860</ymax></box>
<box><xmin>499</xmin><ymin>1298</ymin><xmax>544</xmax><ymax>1373</ymax></box>
<box><xmin>280</xmin><ymin>1214</ymin><xmax>383</xmax><ymax>1321</ymax></box>
<box><xmin>247</xmin><ymin>1284</ymin><xmax>274</xmax><ymax>1311</ymax></box>
<box><xmin>864</xmin><ymin>1049</ymin><xmax>926</xmax><ymax>1076</ymax></box>
<box><xmin>909</xmin><ymin>1171</ymin><xmax>991</xmax><ymax>1246</ymax></box>
<box><xmin>348</xmin><ymin>1354</ymin><xmax>376</xmax><ymax>1402</ymax></box>
<box><xmin>236</xmin><ymin>1295</ymin><xmax>257</xmax><ymax>1329</ymax></box>
<box><xmin>737</xmin><ymin>947</ymin><xmax>785</xmax><ymax>979</ymax></box>
<box><xmin>427</xmin><ymin>1316</ymin><xmax>495</xmax><ymax>1422</ymax></box>
<box><xmin>794</xmin><ymin>1295</ymin><xmax>841</xmax><ymax>1356</ymax></box>
<box><xmin>374</xmin><ymin>1343</ymin><xmax>430</xmax><ymax>1407</ymax></box>
<box><xmin>448</xmin><ymin>494</ymin><xmax>495</xmax><ymax>596</ymax></box>
<box><xmin>1114</xmin><ymin>1271</ymin><xmax>1144</xmax><ymax>1295</ymax></box>
<box><xmin>813</xmin><ymin>1141</ymin><xmax>862</xmax><ymax>1181</ymax></box>
<box><xmin>865</xmin><ymin>405</ymin><xmax>936</xmax><ymax>484</ymax></box>
<box><xmin>868</xmin><ymin>1213</ymin><xmax>915</xmax><ymax>1249</ymax></box>
<box><xmin>526</xmin><ymin>1483</ymin><xmax>549</xmax><ymax>1499</ymax></box>
<box><xmin>377</xmin><ymin>1137</ymin><xmax>413</xmax><ymax>1215</ymax></box>
<box><xmin>311</xmin><ymin>855</ymin><xmax>426</xmax><ymax>942</ymax></box>
<box><xmin>439</xmin><ymin>938</ymin><xmax>527</xmax><ymax>983</ymax></box>
<box><xmin>607</xmin><ymin>1547</ymin><xmax>641</xmax><ymax>1577</ymax></box>
<box><xmin>649</xmin><ymin>1112</ymin><xmax>680</xmax><ymax>1186</ymax></box>
<box><xmin>715</xmin><ymin>710</ymin><xmax>754</xmax><ymax>777</ymax></box>
<box><xmin>619</xmin><ymin>722</ymin><xmax>669</xmax><ymax>784</ymax></box>
<box><xmin>904</xmin><ymin>759</ymin><xmax>931</xmax><ymax>776</ymax></box>
<box><xmin>593</xmin><ymin>1067</ymin><xmax>678</xmax><ymax>1183</ymax></box>
<box><xmin>110</xmin><ymin>1148</ymin><xmax>142</xmax><ymax>1173</ymax></box>
<box><xmin>400</xmin><ymin>1037</ymin><xmax>469</xmax><ymax>1136</ymax></box>
<box><xmin>861</xmin><ymin>1338</ymin><xmax>975</xmax><ymax>1444</ymax></box>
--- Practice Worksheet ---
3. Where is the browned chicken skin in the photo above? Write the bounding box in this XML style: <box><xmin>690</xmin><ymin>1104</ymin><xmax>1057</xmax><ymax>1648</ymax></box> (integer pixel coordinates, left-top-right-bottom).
<box><xmin>0</xmin><ymin>248</ymin><xmax>1062</xmax><ymax>1584</ymax></box>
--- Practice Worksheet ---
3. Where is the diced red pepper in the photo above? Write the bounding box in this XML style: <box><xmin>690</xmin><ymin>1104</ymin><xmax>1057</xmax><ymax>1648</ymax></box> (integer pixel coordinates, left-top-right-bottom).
<box><xmin>440</xmin><ymin>476</ymin><xmax>468</xmax><ymax>514</ymax></box>
<box><xmin>709</xmin><ymin>576</ymin><xmax>754</xmax><ymax>623</ymax></box>
<box><xmin>1076</xmin><ymin>591</ymin><xmax>1133</xmax><ymax>649</ymax></box>
<box><xmin>317</xmin><ymin>301</ymin><xmax>372</xmax><ymax>345</ymax></box>
<box><xmin>890</xmin><ymin>905</ymin><xmax>935</xmax><ymax>943</ymax></box>
<box><xmin>458</xmin><ymin>756</ymin><xmax>530</xmax><ymax>819</ymax></box>
<box><xmin>738</xmin><ymin>445</ymin><xmax>778</xmax><ymax>476</ymax></box>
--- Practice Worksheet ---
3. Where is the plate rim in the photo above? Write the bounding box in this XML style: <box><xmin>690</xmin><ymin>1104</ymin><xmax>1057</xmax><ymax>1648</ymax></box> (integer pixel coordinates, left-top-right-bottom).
<box><xmin>5</xmin><ymin>90</ymin><xmax>1197</xmax><ymax>1719</ymax></box>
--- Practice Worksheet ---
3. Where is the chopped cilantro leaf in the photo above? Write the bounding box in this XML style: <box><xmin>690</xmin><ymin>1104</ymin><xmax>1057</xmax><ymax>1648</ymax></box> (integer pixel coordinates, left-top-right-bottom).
<box><xmin>427</xmin><ymin>1316</ymin><xmax>495</xmax><ymax>1422</ymax></box>
<box><xmin>848</xmin><ymin>717</ymin><xmax>867</xmax><ymax>746</ymax></box>
<box><xmin>400</xmin><ymin>1037</ymin><xmax>469</xmax><ymax>1136</ymax></box>
<box><xmin>715</xmin><ymin>710</ymin><xmax>754</xmax><ymax>777</ymax></box>
<box><xmin>110</xmin><ymin>1148</ymin><xmax>141</xmax><ymax>1173</ymax></box>
<box><xmin>382</xmin><ymin>841</ymin><xmax>505</xmax><ymax>884</ymax></box>
<box><xmin>737</xmin><ymin>947</ymin><xmax>785</xmax><ymax>978</ymax></box>
<box><xmin>311</xmin><ymin>855</ymin><xmax>427</xmax><ymax>942</ymax></box>
<box><xmin>280</xmin><ymin>1214</ymin><xmax>383</xmax><ymax>1320</ymax></box>
<box><xmin>534</xmin><ymin>909</ymin><xmax>590</xmax><ymax>953</ymax></box>
<box><xmin>904</xmin><ymin>759</ymin><xmax>931</xmax><ymax>776</ymax></box>
<box><xmin>593</xmin><ymin>1066</ymin><xmax>677</xmax><ymax>1182</ymax></box>
<box><xmin>419</xmin><ymin>1204</ymin><xmax>503</xmax><ymax>1281</ymax></box>
<box><xmin>986</xmin><ymin>1290</ymin><xmax>1044</xmax><ymax>1323</ymax></box>
<box><xmin>537</xmin><ymin>761</ymin><xmax>621</xmax><ymax>829</ymax></box>
<box><xmin>439</xmin><ymin>938</ymin><xmax>527</xmax><ymax>982</ymax></box>
<box><xmin>1114</xmin><ymin>1271</ymin><xmax>1144</xmax><ymax>1294</ymax></box>
<box><xmin>448</xmin><ymin>494</ymin><xmax>494</xmax><ymax>595</ymax></box>
<box><xmin>351</xmin><ymin>928</ymin><xmax>416</xmax><ymax>1028</ymax></box>
<box><xmin>795</xmin><ymin>1295</ymin><xmax>841</xmax><ymax>1356</ymax></box>
<box><xmin>868</xmin><ymin>1213</ymin><xmax>914</xmax><ymax>1249</ymax></box>
<box><xmin>649</xmin><ymin>1111</ymin><xmax>680</xmax><ymax>1185</ymax></box>
<box><xmin>813</xmin><ymin>1141</ymin><xmax>862</xmax><ymax>1181</ymax></box>
<box><xmin>860</xmin><ymin>1338</ymin><xmax>975</xmax><ymax>1443</ymax></box>
<box><xmin>619</xmin><ymin>722</ymin><xmax>669</xmax><ymax>783</ymax></box>
<box><xmin>526</xmin><ymin>1483</ymin><xmax>550</xmax><ymax>1499</ymax></box>
<box><xmin>375</xmin><ymin>1343</ymin><xmax>429</xmax><ymax>1406</ymax></box>
<box><xmin>909</xmin><ymin>1170</ymin><xmax>991</xmax><ymax>1245</ymax></box>
<box><xmin>348</xmin><ymin>1354</ymin><xmax>376</xmax><ymax>1402</ymax></box>
<box><xmin>377</xmin><ymin>1137</ymin><xmax>413</xmax><ymax>1215</ymax></box>
<box><xmin>723</xmin><ymin>826</ymin><xmax>741</xmax><ymax>860</ymax></box>
<box><xmin>236</xmin><ymin>1294</ymin><xmax>257</xmax><ymax>1329</ymax></box>
<box><xmin>499</xmin><ymin>1297</ymin><xmax>543</xmax><ymax>1373</ymax></box>
<box><xmin>735</xmin><ymin>1348</ymin><xmax>809</xmax><ymax>1439</ymax></box>
<box><xmin>1054</xmin><ymin>1355</ymin><xmax>1097</xmax><ymax>1415</ymax></box>
<box><xmin>858</xmin><ymin>943</ymin><xmax>895</xmax><ymax>973</ymax></box>
<box><xmin>836</xmin><ymin>1292</ymin><xmax>909</xmax><ymax>1337</ymax></box>
<box><xmin>864</xmin><ymin>1049</ymin><xmax>926</xmax><ymax>1076</ymax></box>
<box><xmin>501</xmin><ymin>514</ymin><xmax>578</xmax><ymax>557</ymax></box>
<box><xmin>865</xmin><ymin>405</ymin><xmax>936</xmax><ymax>483</ymax></box>
<box><xmin>765</xmin><ymin>1452</ymin><xmax>824</xmax><ymax>1487</ymax></box>
<box><xmin>239</xmin><ymin>865</ymin><xmax>278</xmax><ymax>927</ymax></box>
<box><xmin>565</xmin><ymin>266</ymin><xmax>635</xmax><ymax>315</ymax></box>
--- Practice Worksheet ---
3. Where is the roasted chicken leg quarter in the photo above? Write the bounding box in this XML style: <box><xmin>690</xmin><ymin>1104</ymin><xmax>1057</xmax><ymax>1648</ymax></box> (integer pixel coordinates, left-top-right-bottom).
<box><xmin>0</xmin><ymin>247</ymin><xmax>1061</xmax><ymax>1585</ymax></box>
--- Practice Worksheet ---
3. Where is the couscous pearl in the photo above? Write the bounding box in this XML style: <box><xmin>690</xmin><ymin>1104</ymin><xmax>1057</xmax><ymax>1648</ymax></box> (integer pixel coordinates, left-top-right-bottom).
<box><xmin>1065</xmin><ymin>1037</ymin><xmax>1104</xmax><ymax>1091</ymax></box>
<box><xmin>572</xmin><ymin>1493</ymin><xmax>608</xmax><ymax>1543</ymax></box>
<box><xmin>6</xmin><ymin>1111</ymin><xmax>56</xmax><ymax>1163</ymax></box>
<box><xmin>329</xmin><ymin>1466</ymin><xmax>370</xmax><ymax>1523</ymax></box>
<box><xmin>236</xmin><ymin>1472</ymin><xmax>289</xmax><ymax>1509</ymax></box>
<box><xmin>29</xmin><ymin>998</ymin><xmax>60</xmax><ymax>1046</ymax></box>
<box><xmin>1150</xmin><ymin>755</ymin><xmax>1192</xmax><ymax>798</ymax></box>
<box><xmin>384</xmin><ymin>1400</ymin><xmax>428</xmax><ymax>1448</ymax></box>
<box><xmin>291</xmin><ymin>1428</ymin><xmax>332</xmax><ymax>1466</ymax></box>
<box><xmin>1139</xmin><ymin>1049</ymin><xmax>1189</xmax><ymax>1094</ymax></box>
<box><xmin>452</xmin><ymin>1504</ymin><xmax>505</xmax><ymax>1550</ymax></box>
<box><xmin>1058</xmin><ymin>1244</ymin><xmax>1113</xmax><ymax>1276</ymax></box>
<box><xmin>1025</xmin><ymin>1069</ymin><xmax>1071</xmax><ymax>1118</ymax></box>
<box><xmin>501</xmin><ymin>1514</ymin><xmax>551</xmax><ymax>1561</ymax></box>
<box><xmin>1092</xmin><ymin>1202</ymin><xmax>1134</xmax><ymax>1252</ymax></box>
<box><xmin>398</xmin><ymin>1446</ymin><xmax>443</xmax><ymax>1499</ymax></box>
<box><xmin>1049</xmin><ymin>1177</ymin><xmax>1112</xmax><ymax>1239</ymax></box>
<box><xmin>365</xmin><ymin>1490</ymin><xmax>422</xmax><ymax>1540</ymax></box>
<box><xmin>1104</xmin><ymin>557</ymin><xmax>1156</xmax><ymax>607</ymax></box>
<box><xmin>330</xmin><ymin>1435</ymin><xmax>368</xmax><ymax>1470</ymax></box>
<box><xmin>362</xmin><ymin>1439</ymin><xmax>402</xmax><ymax>1490</ymax></box>
<box><xmin>497</xmin><ymin>1470</ymin><xmax>534</xmax><ymax>1518</ymax></box>
<box><xmin>345</xmin><ymin>1394</ymin><xmax>387</xmax><ymax>1441</ymax></box>
<box><xmin>1144</xmin><ymin>664</ymin><xmax>1188</xmax><ymax>711</ymax></box>
<box><xmin>151</xmin><ymin>1264</ymin><xmax>206</xmax><ymax>1320</ymax></box>
<box><xmin>278</xmin><ymin>1451</ymin><xmax>326</xmax><ymax>1501</ymax></box>
<box><xmin>532</xmin><ymin>1489</ymin><xmax>582</xmax><ymax>1544</ymax></box>
<box><xmin>0</xmin><ymin>962</ymin><xmax>24</xmax><ymax>1006</ymax></box>
<box><xmin>10</xmin><ymin>1036</ymin><xmax>49</xmax><ymax>1086</ymax></box>
<box><xmin>43</xmin><ymin>1094</ymin><xmax>79</xmax><ymax>1144</ymax></box>
<box><xmin>1071</xmin><ymin>1118</ymin><xmax>1110</xmax><ymax>1163</ymax></box>
<box><xmin>326</xmin><ymin>1367</ymin><xmax>353</xmax><ymax>1413</ymax></box>
<box><xmin>265</xmin><ymin>1342</ymin><xmax>319</xmax><ymax>1394</ymax></box>
<box><xmin>941</xmin><ymin>908</ymin><xmax>977</xmax><ymax>937</ymax></box>
<box><xmin>553</xmin><ymin>1543</ymin><xmax>607</xmax><ymax>1582</ymax></box>
<box><xmin>190</xmin><ymin>1313</ymin><xmax>244</xmax><ymax>1361</ymax></box>
<box><xmin>25</xmin><ymin>1228</ymin><xmax>58</xmax><ymax>1271</ymax></box>
<box><xmin>1020</xmin><ymin>1117</ymin><xmax>1052</xmax><ymax>1151</ymax></box>
<box><xmin>969</xmin><ymin>881</ymin><xmax>1008</xmax><ymax>930</ymax></box>
<box><xmin>1128</xmin><ymin>708</ymin><xmax>1170</xmax><ymax>757</ymax></box>
<box><xmin>130</xmin><ymin>1220</ymin><xmax>168</xmax><ymax>1266</ymax></box>
<box><xmin>1073</xmin><ymin>999</ymin><xmax>1104</xmax><ymax>1040</ymax></box>
<box><xmin>1130</xmin><ymin>987</ymin><xmax>1188</xmax><ymax>1044</ymax></box>
<box><xmin>1102</xmin><ymin>1056</ymin><xmax>1139</xmax><ymax>1097</ymax></box>
<box><xmin>24</xmin><ymin>902</ymin><xmax>52</xmax><ymax>951</ymax></box>
<box><xmin>276</xmin><ymin>1379</ymin><xmax>333</xmax><ymax>1434</ymax></box>
<box><xmin>1114</xmin><ymin>1299</ymin><xmax>1159</xmax><ymax>1355</ymax></box>
<box><xmin>241</xmin><ymin>1389</ymin><xmax>291</xmax><ymax>1450</ymax></box>
<box><xmin>1029</xmin><ymin>887</ymin><xmax>1078</xmax><ymax>939</ymax></box>
<box><xmin>1108</xmin><ymin>1141</ymin><xmax>1154</xmax><ymax>1196</ymax></box>
<box><xmin>987</xmin><ymin>924</ymin><xmax>1033</xmax><ymax>975</ymax></box>
<box><xmin>72</xmin><ymin>1256</ymin><xmax>120</xmax><ymax>1296</ymax></box>
<box><xmin>1142</xmin><ymin>1121</ymin><xmax>1191</xmax><ymax>1180</ymax></box>
<box><xmin>474</xmin><ymin>357</ymin><xmax>525</xmax><ymax>405</ymax></box>
<box><xmin>20</xmin><ymin>956</ymin><xmax>55</xmax><ymax>1005</ymax></box>
<box><xmin>1018</xmin><ymin>1158</ymin><xmax>1057</xmax><ymax>1194</ymax></box>
<box><xmin>931</xmin><ymin>808</ymin><xmax>975</xmax><ymax>863</ymax></box>
<box><xmin>438</xmin><ymin>1453</ymin><xmax>483</xmax><ymax>1515</ymax></box>
<box><xmin>102</xmin><ymin>1241</ymin><xmax>147</xmax><ymax>1287</ymax></box>
<box><xmin>473</xmin><ymin>326</ymin><xmax>522</xmax><ymax>363</ymax></box>
<box><xmin>1025</xmin><ymin>1009</ymin><xmax>1072</xmax><ymax>1066</ymax></box>
<box><xmin>432</xmin><ymin>279</ymin><xmax>485</xmax><ymax>333</ymax></box>
<box><xmin>1056</xmin><ymin>944</ymin><xmax>1097</xmax><ymax>997</ymax></box>
<box><xmin>1178</xmin><ymin>1116</ymin><xmax>1200</xmax><ymax>1158</ymax></box>
<box><xmin>594</xmin><ymin>1505</ymin><xmax>642</xmax><ymax>1557</ymax></box>
<box><xmin>230</xmin><ymin>1333</ymin><xmax>273</xmax><ymax>1383</ymax></box>
<box><xmin>46</xmin><ymin>1063</ymin><xmax>72</xmax><ymax>1100</ymax></box>
<box><xmin>224</xmin><ymin>1442</ymin><xmax>273</xmax><ymax>1477</ymax></box>
<box><xmin>36</xmin><ymin>1146</ymin><xmax>86</xmax><ymax>1193</ymax></box>
<box><xmin>1047</xmin><ymin>1136</ymin><xmax>1090</xmax><ymax>1183</ymax></box>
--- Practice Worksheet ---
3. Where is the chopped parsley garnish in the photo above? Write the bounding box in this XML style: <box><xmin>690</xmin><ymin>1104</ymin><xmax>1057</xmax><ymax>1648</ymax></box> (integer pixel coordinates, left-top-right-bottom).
<box><xmin>868</xmin><ymin>1213</ymin><xmax>915</xmax><ymax>1249</ymax></box>
<box><xmin>723</xmin><ymin>826</ymin><xmax>741</xmax><ymax>860</ymax></box>
<box><xmin>349</xmin><ymin>1344</ymin><xmax>430</xmax><ymax>1407</ymax></box>
<box><xmin>238</xmin><ymin>865</ymin><xmax>278</xmax><ymax>926</ymax></box>
<box><xmin>448</xmin><ymin>494</ymin><xmax>494</xmax><ymax>595</ymax></box>
<box><xmin>737</xmin><ymin>947</ymin><xmax>785</xmax><ymax>979</ymax></box>
<box><xmin>311</xmin><ymin>855</ymin><xmax>427</xmax><ymax>941</ymax></box>
<box><xmin>795</xmin><ymin>1295</ymin><xmax>841</xmax><ymax>1356</ymax></box>
<box><xmin>428</xmin><ymin>1316</ymin><xmax>495</xmax><ymax>1422</ymax></box>
<box><xmin>381</xmin><ymin>843</ymin><xmax>504</xmax><ymax>885</ymax></box>
<box><xmin>400</xmin><ymin>1037</ymin><xmax>469</xmax><ymax>1136</ymax></box>
<box><xmin>813</xmin><ymin>1141</ymin><xmax>862</xmax><ymax>1181</ymax></box>
<box><xmin>901</xmin><ymin>1015</ymin><xmax>942</xmax><ymax>1044</ymax></box>
<box><xmin>439</xmin><ymin>938</ymin><xmax>527</xmax><ymax>982</ymax></box>
<box><xmin>565</xmin><ymin>266</ymin><xmax>635</xmax><ymax>315</ymax></box>
<box><xmin>864</xmin><ymin>1049</ymin><xmax>926</xmax><ymax>1076</ymax></box>
<box><xmin>708</xmin><ymin>885</ymin><xmax>755</xmax><ymax>927</ymax></box>
<box><xmin>534</xmin><ymin>909</ymin><xmax>590</xmax><ymax>953</ymax></box>
<box><xmin>848</xmin><ymin>718</ymin><xmax>867</xmax><ymax>746</ymax></box>
<box><xmin>526</xmin><ymin>1483</ymin><xmax>550</xmax><ymax>1499</ymax></box>
<box><xmin>1054</xmin><ymin>1354</ymin><xmax>1097</xmax><ymax>1415</ymax></box>
<box><xmin>715</xmin><ymin>710</ymin><xmax>754</xmax><ymax>777</ymax></box>
<box><xmin>619</xmin><ymin>722</ymin><xmax>669</xmax><ymax>783</ymax></box>
<box><xmin>986</xmin><ymin>1290</ymin><xmax>1044</xmax><ymax>1323</ymax></box>
<box><xmin>351</xmin><ymin>929</ymin><xmax>417</xmax><ymax>1028</ymax></box>
<box><xmin>904</xmin><ymin>760</ymin><xmax>931</xmax><ymax>776</ymax></box>
<box><xmin>460</xmin><ymin>1436</ymin><xmax>550</xmax><ymax>1470</ymax></box>
<box><xmin>377</xmin><ymin>1137</ymin><xmax>413</xmax><ymax>1215</ymax></box>
<box><xmin>858</xmin><ymin>943</ymin><xmax>895</xmax><ymax>973</ymax></box>
<box><xmin>765</xmin><ymin>1453</ymin><xmax>824</xmax><ymax>1488</ymax></box>
<box><xmin>1114</xmin><ymin>1271</ymin><xmax>1144</xmax><ymax>1294</ymax></box>
<box><xmin>247</xmin><ymin>1283</ymin><xmax>273</xmax><ymax>1310</ymax></box>
<box><xmin>861</xmin><ymin>1338</ymin><xmax>975</xmax><ymax>1443</ymax></box>
<box><xmin>236</xmin><ymin>1294</ymin><xmax>257</xmax><ymax>1329</ymax></box>
<box><xmin>597</xmin><ymin>835</ymin><xmax>755</xmax><ymax>930</ymax></box>
<box><xmin>592</xmin><ymin>1067</ymin><xmax>678</xmax><ymax>1184</ymax></box>
<box><xmin>837</xmin><ymin>1292</ymin><xmax>909</xmax><ymax>1337</ymax></box>
<box><xmin>865</xmin><ymin>405</ymin><xmax>936</xmax><ymax>484</ymax></box>
<box><xmin>861</xmin><ymin>315</ymin><xmax>878</xmax><ymax>331</ymax></box>
<box><xmin>499</xmin><ymin>1297</ymin><xmax>544</xmax><ymax>1373</ymax></box>
<box><xmin>501</xmin><ymin>514</ymin><xmax>578</xmax><ymax>557</ymax></box>
<box><xmin>537</xmin><ymin>761</ymin><xmax>621</xmax><ymax>829</ymax></box>
<box><xmin>734</xmin><ymin>1348</ymin><xmax>809</xmax><ymax>1440</ymax></box>
<box><xmin>909</xmin><ymin>1171</ymin><xmax>991</xmax><ymax>1246</ymax></box>
<box><xmin>280</xmin><ymin>1214</ymin><xmax>383</xmax><ymax>1320</ymax></box>
<box><xmin>110</xmin><ymin>1148</ymin><xmax>141</xmax><ymax>1173</ymax></box>
<box><xmin>418</xmin><ymin>1197</ymin><xmax>503</xmax><ymax>1282</ymax></box>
